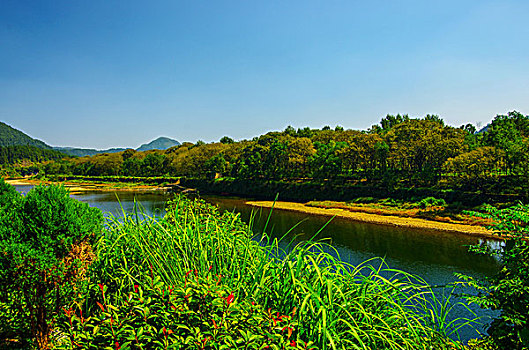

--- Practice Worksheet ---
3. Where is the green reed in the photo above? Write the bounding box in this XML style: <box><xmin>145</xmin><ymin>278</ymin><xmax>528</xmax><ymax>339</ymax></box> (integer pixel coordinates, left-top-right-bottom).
<box><xmin>89</xmin><ymin>195</ymin><xmax>477</xmax><ymax>350</ymax></box>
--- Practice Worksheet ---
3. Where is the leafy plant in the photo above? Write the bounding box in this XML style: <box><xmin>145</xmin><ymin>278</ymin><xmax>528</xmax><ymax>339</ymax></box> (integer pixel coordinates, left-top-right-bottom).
<box><xmin>0</xmin><ymin>179</ymin><xmax>103</xmax><ymax>349</ymax></box>
<box><xmin>59</xmin><ymin>270</ymin><xmax>313</xmax><ymax>349</ymax></box>
<box><xmin>463</xmin><ymin>203</ymin><xmax>529</xmax><ymax>349</ymax></box>
<box><xmin>417</xmin><ymin>197</ymin><xmax>447</xmax><ymax>209</ymax></box>
<box><xmin>76</xmin><ymin>195</ymin><xmax>470</xmax><ymax>349</ymax></box>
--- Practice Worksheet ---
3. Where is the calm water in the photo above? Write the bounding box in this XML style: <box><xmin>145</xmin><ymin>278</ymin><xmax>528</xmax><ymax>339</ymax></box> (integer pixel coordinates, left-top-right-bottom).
<box><xmin>14</xmin><ymin>185</ymin><xmax>500</xmax><ymax>341</ymax></box>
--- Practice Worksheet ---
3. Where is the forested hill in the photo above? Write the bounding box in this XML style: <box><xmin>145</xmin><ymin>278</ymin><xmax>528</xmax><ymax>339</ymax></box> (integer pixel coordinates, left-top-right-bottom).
<box><xmin>137</xmin><ymin>137</ymin><xmax>180</xmax><ymax>151</ymax></box>
<box><xmin>0</xmin><ymin>121</ymin><xmax>51</xmax><ymax>149</ymax></box>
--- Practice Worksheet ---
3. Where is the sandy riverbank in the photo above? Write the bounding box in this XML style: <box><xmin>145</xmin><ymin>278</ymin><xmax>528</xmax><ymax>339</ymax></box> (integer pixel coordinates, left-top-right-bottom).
<box><xmin>246</xmin><ymin>200</ymin><xmax>495</xmax><ymax>237</ymax></box>
<box><xmin>5</xmin><ymin>178</ymin><xmax>164</xmax><ymax>194</ymax></box>
<box><xmin>7</xmin><ymin>178</ymin><xmax>495</xmax><ymax>237</ymax></box>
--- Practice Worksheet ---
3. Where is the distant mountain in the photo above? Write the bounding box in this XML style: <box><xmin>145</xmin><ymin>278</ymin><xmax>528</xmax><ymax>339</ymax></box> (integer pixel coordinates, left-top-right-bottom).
<box><xmin>54</xmin><ymin>137</ymin><xmax>180</xmax><ymax>157</ymax></box>
<box><xmin>0</xmin><ymin>122</ymin><xmax>180</xmax><ymax>157</ymax></box>
<box><xmin>0</xmin><ymin>121</ymin><xmax>52</xmax><ymax>149</ymax></box>
<box><xmin>136</xmin><ymin>137</ymin><xmax>180</xmax><ymax>151</ymax></box>
<box><xmin>53</xmin><ymin>147</ymin><xmax>127</xmax><ymax>157</ymax></box>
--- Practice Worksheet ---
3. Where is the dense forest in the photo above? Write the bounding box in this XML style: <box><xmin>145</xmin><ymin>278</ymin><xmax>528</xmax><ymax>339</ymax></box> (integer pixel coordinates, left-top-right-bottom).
<box><xmin>0</xmin><ymin>145</ymin><xmax>67</xmax><ymax>177</ymax></box>
<box><xmin>9</xmin><ymin>111</ymin><xmax>529</xmax><ymax>197</ymax></box>
<box><xmin>0</xmin><ymin>145</ymin><xmax>66</xmax><ymax>165</ymax></box>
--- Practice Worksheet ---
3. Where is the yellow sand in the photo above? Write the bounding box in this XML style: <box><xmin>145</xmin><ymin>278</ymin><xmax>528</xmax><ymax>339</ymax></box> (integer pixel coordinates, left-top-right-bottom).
<box><xmin>6</xmin><ymin>178</ymin><xmax>494</xmax><ymax>237</ymax></box>
<box><xmin>246</xmin><ymin>200</ymin><xmax>495</xmax><ymax>237</ymax></box>
<box><xmin>5</xmin><ymin>178</ymin><xmax>162</xmax><ymax>194</ymax></box>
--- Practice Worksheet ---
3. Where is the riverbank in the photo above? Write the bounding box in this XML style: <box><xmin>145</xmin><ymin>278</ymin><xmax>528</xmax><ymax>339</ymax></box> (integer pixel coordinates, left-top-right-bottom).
<box><xmin>246</xmin><ymin>200</ymin><xmax>495</xmax><ymax>237</ymax></box>
<box><xmin>5</xmin><ymin>177</ymin><xmax>165</xmax><ymax>194</ymax></box>
<box><xmin>7</xmin><ymin>177</ymin><xmax>494</xmax><ymax>237</ymax></box>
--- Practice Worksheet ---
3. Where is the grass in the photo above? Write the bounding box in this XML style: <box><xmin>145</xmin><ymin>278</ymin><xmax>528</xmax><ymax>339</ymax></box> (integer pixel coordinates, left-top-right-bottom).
<box><xmin>64</xmin><ymin>195</ymin><xmax>485</xmax><ymax>349</ymax></box>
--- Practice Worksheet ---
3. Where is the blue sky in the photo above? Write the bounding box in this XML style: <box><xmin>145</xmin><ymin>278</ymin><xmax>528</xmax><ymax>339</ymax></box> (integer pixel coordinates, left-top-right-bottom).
<box><xmin>1</xmin><ymin>1</ymin><xmax>528</xmax><ymax>149</ymax></box>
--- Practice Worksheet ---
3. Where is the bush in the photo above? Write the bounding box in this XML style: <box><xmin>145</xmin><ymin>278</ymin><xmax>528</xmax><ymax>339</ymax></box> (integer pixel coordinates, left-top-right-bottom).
<box><xmin>58</xmin><ymin>271</ymin><xmax>312</xmax><ymax>349</ymax></box>
<box><xmin>417</xmin><ymin>197</ymin><xmax>447</xmax><ymax>209</ymax></box>
<box><xmin>464</xmin><ymin>203</ymin><xmax>529</xmax><ymax>349</ymax></box>
<box><xmin>0</xmin><ymin>180</ymin><xmax>103</xmax><ymax>349</ymax></box>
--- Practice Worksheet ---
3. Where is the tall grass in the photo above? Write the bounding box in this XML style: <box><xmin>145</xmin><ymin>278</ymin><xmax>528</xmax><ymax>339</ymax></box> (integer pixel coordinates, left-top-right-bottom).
<box><xmin>88</xmin><ymin>195</ymin><xmax>478</xmax><ymax>349</ymax></box>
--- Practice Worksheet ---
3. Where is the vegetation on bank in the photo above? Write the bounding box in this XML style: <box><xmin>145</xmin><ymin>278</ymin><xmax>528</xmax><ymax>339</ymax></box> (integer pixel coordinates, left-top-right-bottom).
<box><xmin>18</xmin><ymin>111</ymin><xmax>527</xmax><ymax>200</ymax></box>
<box><xmin>1</xmin><ymin>180</ymin><xmax>503</xmax><ymax>349</ymax></box>
<box><xmin>6</xmin><ymin>111</ymin><xmax>529</xmax><ymax>204</ymax></box>
<box><xmin>304</xmin><ymin>198</ymin><xmax>491</xmax><ymax>227</ymax></box>
<box><xmin>0</xmin><ymin>180</ymin><xmax>103</xmax><ymax>348</ymax></box>
<box><xmin>0</xmin><ymin>145</ymin><xmax>68</xmax><ymax>177</ymax></box>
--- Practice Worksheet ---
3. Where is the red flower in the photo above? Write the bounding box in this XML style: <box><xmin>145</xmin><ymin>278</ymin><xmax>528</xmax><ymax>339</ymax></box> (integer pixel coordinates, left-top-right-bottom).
<box><xmin>134</xmin><ymin>284</ymin><xmax>139</xmax><ymax>293</ymax></box>
<box><xmin>115</xmin><ymin>341</ymin><xmax>121</xmax><ymax>350</ymax></box>
<box><xmin>290</xmin><ymin>340</ymin><xmax>297</xmax><ymax>347</ymax></box>
<box><xmin>225</xmin><ymin>292</ymin><xmax>234</xmax><ymax>305</ymax></box>
<box><xmin>62</xmin><ymin>307</ymin><xmax>73</xmax><ymax>317</ymax></box>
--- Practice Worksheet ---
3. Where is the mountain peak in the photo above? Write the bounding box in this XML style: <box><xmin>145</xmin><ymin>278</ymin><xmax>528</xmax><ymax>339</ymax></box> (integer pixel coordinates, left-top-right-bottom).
<box><xmin>136</xmin><ymin>137</ymin><xmax>180</xmax><ymax>151</ymax></box>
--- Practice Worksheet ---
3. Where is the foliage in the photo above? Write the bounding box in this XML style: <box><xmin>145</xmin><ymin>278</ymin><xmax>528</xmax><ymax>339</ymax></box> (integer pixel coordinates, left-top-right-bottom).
<box><xmin>0</xmin><ymin>180</ymin><xmax>104</xmax><ymax>348</ymax></box>
<box><xmin>417</xmin><ymin>197</ymin><xmax>447</xmax><ymax>209</ymax></box>
<box><xmin>67</xmin><ymin>196</ymin><xmax>474</xmax><ymax>349</ymax></box>
<box><xmin>463</xmin><ymin>203</ymin><xmax>529</xmax><ymax>349</ymax></box>
<box><xmin>0</xmin><ymin>145</ymin><xmax>67</xmax><ymax>165</ymax></box>
<box><xmin>59</xmin><ymin>271</ymin><xmax>312</xmax><ymax>349</ymax></box>
<box><xmin>35</xmin><ymin>111</ymin><xmax>529</xmax><ymax>198</ymax></box>
<box><xmin>219</xmin><ymin>136</ymin><xmax>234</xmax><ymax>144</ymax></box>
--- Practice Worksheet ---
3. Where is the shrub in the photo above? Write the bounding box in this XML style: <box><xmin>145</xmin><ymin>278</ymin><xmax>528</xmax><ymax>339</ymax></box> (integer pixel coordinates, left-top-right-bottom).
<box><xmin>58</xmin><ymin>271</ymin><xmax>313</xmax><ymax>349</ymax></box>
<box><xmin>417</xmin><ymin>197</ymin><xmax>447</xmax><ymax>209</ymax></box>
<box><xmin>463</xmin><ymin>203</ymin><xmax>529</xmax><ymax>349</ymax></box>
<box><xmin>0</xmin><ymin>180</ymin><xmax>103</xmax><ymax>349</ymax></box>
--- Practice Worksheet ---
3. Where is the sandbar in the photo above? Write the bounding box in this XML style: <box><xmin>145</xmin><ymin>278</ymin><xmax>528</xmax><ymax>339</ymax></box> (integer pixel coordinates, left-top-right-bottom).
<box><xmin>245</xmin><ymin>200</ymin><xmax>495</xmax><ymax>238</ymax></box>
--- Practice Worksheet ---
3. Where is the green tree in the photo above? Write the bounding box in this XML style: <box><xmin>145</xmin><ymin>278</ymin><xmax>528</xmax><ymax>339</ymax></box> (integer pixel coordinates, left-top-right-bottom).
<box><xmin>141</xmin><ymin>152</ymin><xmax>167</xmax><ymax>176</ymax></box>
<box><xmin>220</xmin><ymin>136</ymin><xmax>234</xmax><ymax>144</ymax></box>
<box><xmin>0</xmin><ymin>181</ymin><xmax>103</xmax><ymax>348</ymax></box>
<box><xmin>483</xmin><ymin>111</ymin><xmax>529</xmax><ymax>175</ymax></box>
<box><xmin>310</xmin><ymin>141</ymin><xmax>347</xmax><ymax>179</ymax></box>
<box><xmin>465</xmin><ymin>204</ymin><xmax>529</xmax><ymax>349</ymax></box>
<box><xmin>284</xmin><ymin>125</ymin><xmax>296</xmax><ymax>136</ymax></box>
<box><xmin>442</xmin><ymin>146</ymin><xmax>505</xmax><ymax>190</ymax></box>
<box><xmin>424</xmin><ymin>114</ymin><xmax>444</xmax><ymax>125</ymax></box>
<box><xmin>379</xmin><ymin>114</ymin><xmax>409</xmax><ymax>133</ymax></box>
<box><xmin>385</xmin><ymin>119</ymin><xmax>466</xmax><ymax>184</ymax></box>
<box><xmin>205</xmin><ymin>153</ymin><xmax>228</xmax><ymax>175</ymax></box>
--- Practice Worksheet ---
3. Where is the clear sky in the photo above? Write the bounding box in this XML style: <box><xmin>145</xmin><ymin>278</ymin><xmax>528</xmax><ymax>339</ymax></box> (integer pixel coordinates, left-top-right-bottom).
<box><xmin>1</xmin><ymin>1</ymin><xmax>528</xmax><ymax>149</ymax></box>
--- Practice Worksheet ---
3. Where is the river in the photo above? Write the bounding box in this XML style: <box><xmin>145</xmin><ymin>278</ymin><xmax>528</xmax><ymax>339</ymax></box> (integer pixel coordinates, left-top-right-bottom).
<box><xmin>14</xmin><ymin>185</ymin><xmax>500</xmax><ymax>342</ymax></box>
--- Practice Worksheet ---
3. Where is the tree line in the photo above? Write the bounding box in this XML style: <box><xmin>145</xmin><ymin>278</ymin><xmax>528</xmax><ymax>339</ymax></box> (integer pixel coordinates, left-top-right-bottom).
<box><xmin>36</xmin><ymin>111</ymin><xmax>529</xmax><ymax>194</ymax></box>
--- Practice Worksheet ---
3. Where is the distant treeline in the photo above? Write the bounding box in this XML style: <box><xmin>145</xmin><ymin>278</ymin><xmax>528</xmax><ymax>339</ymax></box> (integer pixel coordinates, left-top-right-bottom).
<box><xmin>37</xmin><ymin>111</ymin><xmax>529</xmax><ymax>196</ymax></box>
<box><xmin>0</xmin><ymin>145</ymin><xmax>66</xmax><ymax>165</ymax></box>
